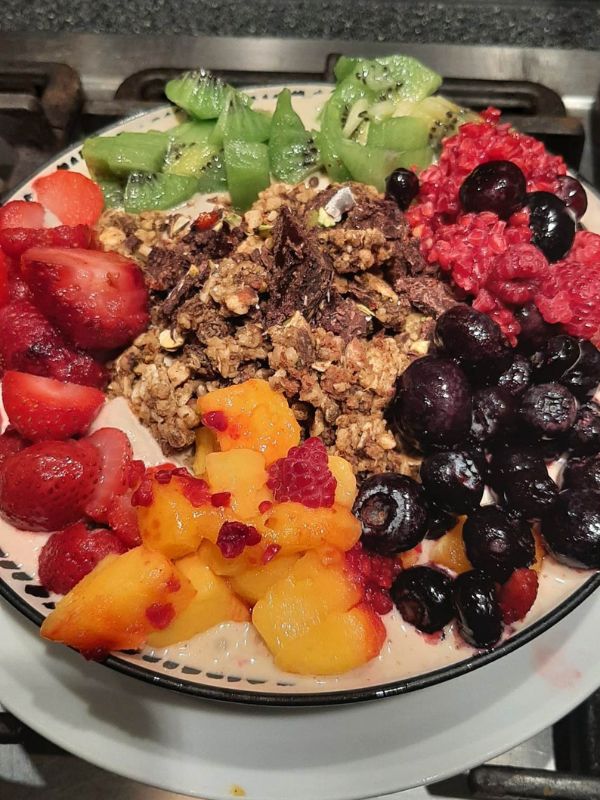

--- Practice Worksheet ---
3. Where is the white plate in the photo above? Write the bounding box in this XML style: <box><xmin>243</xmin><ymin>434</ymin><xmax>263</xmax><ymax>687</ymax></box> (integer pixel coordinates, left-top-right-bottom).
<box><xmin>1</xmin><ymin>83</ymin><xmax>599</xmax><ymax>706</ymax></box>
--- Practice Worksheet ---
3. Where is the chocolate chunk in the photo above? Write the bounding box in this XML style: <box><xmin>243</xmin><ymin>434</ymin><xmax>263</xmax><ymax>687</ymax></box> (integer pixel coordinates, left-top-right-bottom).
<box><xmin>265</xmin><ymin>207</ymin><xmax>333</xmax><ymax>327</ymax></box>
<box><xmin>315</xmin><ymin>295</ymin><xmax>369</xmax><ymax>341</ymax></box>
<box><xmin>144</xmin><ymin>246</ymin><xmax>192</xmax><ymax>292</ymax></box>
<box><xmin>393</xmin><ymin>276</ymin><xmax>459</xmax><ymax>318</ymax></box>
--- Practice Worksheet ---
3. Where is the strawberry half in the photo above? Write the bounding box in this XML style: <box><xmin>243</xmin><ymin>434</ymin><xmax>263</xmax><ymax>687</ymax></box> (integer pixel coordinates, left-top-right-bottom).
<box><xmin>0</xmin><ymin>250</ymin><xmax>9</xmax><ymax>309</ymax></box>
<box><xmin>83</xmin><ymin>427</ymin><xmax>133</xmax><ymax>523</ymax></box>
<box><xmin>0</xmin><ymin>429</ymin><xmax>28</xmax><ymax>467</ymax></box>
<box><xmin>0</xmin><ymin>439</ymin><xmax>100</xmax><ymax>531</ymax></box>
<box><xmin>0</xmin><ymin>300</ymin><xmax>107</xmax><ymax>387</ymax></box>
<box><xmin>0</xmin><ymin>200</ymin><xmax>45</xmax><ymax>230</ymax></box>
<box><xmin>0</xmin><ymin>224</ymin><xmax>91</xmax><ymax>258</ymax></box>
<box><xmin>38</xmin><ymin>522</ymin><xmax>126</xmax><ymax>595</ymax></box>
<box><xmin>2</xmin><ymin>371</ymin><xmax>105</xmax><ymax>441</ymax></box>
<box><xmin>21</xmin><ymin>247</ymin><xmax>150</xmax><ymax>350</ymax></box>
<box><xmin>32</xmin><ymin>171</ymin><xmax>104</xmax><ymax>227</ymax></box>
<box><xmin>498</xmin><ymin>568</ymin><xmax>539</xmax><ymax>624</ymax></box>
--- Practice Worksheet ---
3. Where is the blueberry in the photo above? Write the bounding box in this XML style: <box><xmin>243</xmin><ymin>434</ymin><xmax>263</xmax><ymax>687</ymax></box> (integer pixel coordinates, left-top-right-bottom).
<box><xmin>459</xmin><ymin>160</ymin><xmax>527</xmax><ymax>220</ymax></box>
<box><xmin>389</xmin><ymin>356</ymin><xmax>472</xmax><ymax>452</ymax></box>
<box><xmin>353</xmin><ymin>473</ymin><xmax>429</xmax><ymax>556</ymax></box>
<box><xmin>541</xmin><ymin>489</ymin><xmax>600</xmax><ymax>569</ymax></box>
<box><xmin>501</xmin><ymin>465</ymin><xmax>558</xmax><ymax>519</ymax></box>
<box><xmin>533</xmin><ymin>335</ymin><xmax>600</xmax><ymax>400</ymax></box>
<box><xmin>555</xmin><ymin>175</ymin><xmax>588</xmax><ymax>220</ymax></box>
<box><xmin>453</xmin><ymin>570</ymin><xmax>503</xmax><ymax>649</ymax></box>
<box><xmin>463</xmin><ymin>505</ymin><xmax>535</xmax><ymax>581</ymax></box>
<box><xmin>391</xmin><ymin>565</ymin><xmax>454</xmax><ymax>633</ymax></box>
<box><xmin>385</xmin><ymin>168</ymin><xmax>419</xmax><ymax>211</ymax></box>
<box><xmin>527</xmin><ymin>191</ymin><xmax>576</xmax><ymax>262</ymax></box>
<box><xmin>568</xmin><ymin>402</ymin><xmax>600</xmax><ymax>455</ymax></box>
<box><xmin>497</xmin><ymin>354</ymin><xmax>532</xmax><ymax>398</ymax></box>
<box><xmin>470</xmin><ymin>386</ymin><xmax>518</xmax><ymax>445</ymax></box>
<box><xmin>563</xmin><ymin>454</ymin><xmax>600</xmax><ymax>494</ymax></box>
<box><xmin>520</xmin><ymin>382</ymin><xmax>578</xmax><ymax>438</ymax></box>
<box><xmin>435</xmin><ymin>304</ymin><xmax>511</xmax><ymax>377</ymax></box>
<box><xmin>489</xmin><ymin>445</ymin><xmax>543</xmax><ymax>490</ymax></box>
<box><xmin>420</xmin><ymin>450</ymin><xmax>484</xmax><ymax>513</ymax></box>
<box><xmin>515</xmin><ymin>304</ymin><xmax>558</xmax><ymax>355</ymax></box>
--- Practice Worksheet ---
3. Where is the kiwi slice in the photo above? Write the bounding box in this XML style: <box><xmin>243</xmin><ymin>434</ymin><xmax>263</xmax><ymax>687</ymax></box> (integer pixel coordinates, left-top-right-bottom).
<box><xmin>338</xmin><ymin>140</ymin><xmax>431</xmax><ymax>192</ymax></box>
<box><xmin>124</xmin><ymin>172</ymin><xmax>199</xmax><ymax>213</ymax></box>
<box><xmin>269</xmin><ymin>89</ymin><xmax>320</xmax><ymax>183</ymax></box>
<box><xmin>367</xmin><ymin>116</ymin><xmax>430</xmax><ymax>151</ymax></box>
<box><xmin>196</xmin><ymin>153</ymin><xmax>228</xmax><ymax>193</ymax></box>
<box><xmin>82</xmin><ymin>132</ymin><xmax>169</xmax><ymax>178</ymax></box>
<box><xmin>224</xmin><ymin>140</ymin><xmax>270</xmax><ymax>211</ymax></box>
<box><xmin>168</xmin><ymin>119</ymin><xmax>216</xmax><ymax>146</ymax></box>
<box><xmin>165</xmin><ymin>69</ymin><xmax>247</xmax><ymax>120</ymax></box>
<box><xmin>333</xmin><ymin>56</ymin><xmax>361</xmax><ymax>83</ymax></box>
<box><xmin>164</xmin><ymin>141</ymin><xmax>218</xmax><ymax>177</ymax></box>
<box><xmin>97</xmin><ymin>177</ymin><xmax>124</xmax><ymax>209</ymax></box>
<box><xmin>315</xmin><ymin>97</ymin><xmax>352</xmax><ymax>182</ymax></box>
<box><xmin>353</xmin><ymin>55</ymin><xmax>442</xmax><ymax>104</ymax></box>
<box><xmin>405</xmin><ymin>96</ymin><xmax>481</xmax><ymax>150</ymax></box>
<box><xmin>210</xmin><ymin>91</ymin><xmax>271</xmax><ymax>148</ymax></box>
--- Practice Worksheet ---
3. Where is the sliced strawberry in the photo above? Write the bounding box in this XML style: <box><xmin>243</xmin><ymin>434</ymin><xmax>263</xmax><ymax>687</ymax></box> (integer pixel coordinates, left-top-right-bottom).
<box><xmin>0</xmin><ymin>201</ymin><xmax>45</xmax><ymax>230</ymax></box>
<box><xmin>498</xmin><ymin>568</ymin><xmax>539</xmax><ymax>625</ymax></box>
<box><xmin>38</xmin><ymin>522</ymin><xmax>126</xmax><ymax>595</ymax></box>
<box><xmin>0</xmin><ymin>429</ymin><xmax>28</xmax><ymax>467</ymax></box>
<box><xmin>0</xmin><ymin>439</ymin><xmax>100</xmax><ymax>531</ymax></box>
<box><xmin>32</xmin><ymin>171</ymin><xmax>104</xmax><ymax>227</ymax></box>
<box><xmin>83</xmin><ymin>427</ymin><xmax>133</xmax><ymax>523</ymax></box>
<box><xmin>0</xmin><ymin>300</ymin><xmax>107</xmax><ymax>387</ymax></box>
<box><xmin>0</xmin><ymin>250</ymin><xmax>9</xmax><ymax>309</ymax></box>
<box><xmin>2</xmin><ymin>371</ymin><xmax>105</xmax><ymax>441</ymax></box>
<box><xmin>107</xmin><ymin>491</ymin><xmax>141</xmax><ymax>548</ymax></box>
<box><xmin>0</xmin><ymin>224</ymin><xmax>91</xmax><ymax>258</ymax></box>
<box><xmin>21</xmin><ymin>247</ymin><xmax>149</xmax><ymax>350</ymax></box>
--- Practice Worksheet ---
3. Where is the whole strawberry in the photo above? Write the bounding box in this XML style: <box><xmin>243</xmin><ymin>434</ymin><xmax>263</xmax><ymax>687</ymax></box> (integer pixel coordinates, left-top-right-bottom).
<box><xmin>0</xmin><ymin>440</ymin><xmax>100</xmax><ymax>531</ymax></box>
<box><xmin>38</xmin><ymin>522</ymin><xmax>126</xmax><ymax>595</ymax></box>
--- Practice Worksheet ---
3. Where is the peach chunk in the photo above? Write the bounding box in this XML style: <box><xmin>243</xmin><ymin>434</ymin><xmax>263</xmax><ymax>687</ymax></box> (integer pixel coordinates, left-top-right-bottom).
<box><xmin>205</xmin><ymin>449</ymin><xmax>273</xmax><ymax>519</ymax></box>
<box><xmin>193</xmin><ymin>427</ymin><xmax>219</xmax><ymax>476</ymax></box>
<box><xmin>275</xmin><ymin>604</ymin><xmax>386</xmax><ymax>675</ymax></box>
<box><xmin>40</xmin><ymin>546</ymin><xmax>195</xmax><ymax>652</ymax></box>
<box><xmin>328</xmin><ymin>455</ymin><xmax>358</xmax><ymax>509</ymax></box>
<box><xmin>197</xmin><ymin>378</ymin><xmax>301</xmax><ymax>465</ymax></box>
<box><xmin>137</xmin><ymin>475</ymin><xmax>233</xmax><ymax>558</ymax></box>
<box><xmin>261</xmin><ymin>501</ymin><xmax>361</xmax><ymax>554</ymax></box>
<box><xmin>252</xmin><ymin>549</ymin><xmax>362</xmax><ymax>656</ymax></box>
<box><xmin>532</xmin><ymin>526</ymin><xmax>546</xmax><ymax>572</ymax></box>
<box><xmin>431</xmin><ymin>516</ymin><xmax>472</xmax><ymax>574</ymax></box>
<box><xmin>229</xmin><ymin>553</ymin><xmax>300</xmax><ymax>604</ymax></box>
<box><xmin>198</xmin><ymin>539</ymin><xmax>265</xmax><ymax>577</ymax></box>
<box><xmin>146</xmin><ymin>553</ymin><xmax>250</xmax><ymax>647</ymax></box>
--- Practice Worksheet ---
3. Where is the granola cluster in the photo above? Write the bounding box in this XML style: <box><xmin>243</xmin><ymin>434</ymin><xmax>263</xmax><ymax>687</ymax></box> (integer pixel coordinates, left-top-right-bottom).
<box><xmin>105</xmin><ymin>182</ymin><xmax>458</xmax><ymax>475</ymax></box>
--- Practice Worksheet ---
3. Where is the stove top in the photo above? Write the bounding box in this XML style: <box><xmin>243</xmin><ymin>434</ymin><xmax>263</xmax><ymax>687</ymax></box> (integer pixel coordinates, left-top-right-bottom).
<box><xmin>1</xmin><ymin>32</ymin><xmax>600</xmax><ymax>800</ymax></box>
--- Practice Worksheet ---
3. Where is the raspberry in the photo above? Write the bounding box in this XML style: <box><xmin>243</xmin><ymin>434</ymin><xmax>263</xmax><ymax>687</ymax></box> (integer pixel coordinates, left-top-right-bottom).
<box><xmin>217</xmin><ymin>521</ymin><xmax>261</xmax><ymax>558</ymax></box>
<box><xmin>38</xmin><ymin>522</ymin><xmax>126</xmax><ymax>595</ymax></box>
<box><xmin>346</xmin><ymin>542</ymin><xmax>402</xmax><ymax>616</ymax></box>
<box><xmin>267</xmin><ymin>437</ymin><xmax>336</xmax><ymax>508</ymax></box>
<box><xmin>497</xmin><ymin>567</ymin><xmax>539</xmax><ymax>624</ymax></box>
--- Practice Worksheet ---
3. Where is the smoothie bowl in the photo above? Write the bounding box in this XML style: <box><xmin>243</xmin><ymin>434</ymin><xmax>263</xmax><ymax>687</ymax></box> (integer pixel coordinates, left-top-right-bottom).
<box><xmin>0</xmin><ymin>55</ymin><xmax>599</xmax><ymax>705</ymax></box>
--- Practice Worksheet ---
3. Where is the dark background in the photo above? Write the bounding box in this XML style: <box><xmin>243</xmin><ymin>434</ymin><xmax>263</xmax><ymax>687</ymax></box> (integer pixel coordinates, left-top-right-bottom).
<box><xmin>2</xmin><ymin>0</ymin><xmax>600</xmax><ymax>49</ymax></box>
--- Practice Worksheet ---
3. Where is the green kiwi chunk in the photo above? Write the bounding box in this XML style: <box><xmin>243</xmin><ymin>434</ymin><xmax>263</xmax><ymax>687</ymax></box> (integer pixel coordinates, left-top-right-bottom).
<box><xmin>224</xmin><ymin>140</ymin><xmax>270</xmax><ymax>212</ymax></box>
<box><xmin>168</xmin><ymin>120</ymin><xmax>216</xmax><ymax>146</ymax></box>
<box><xmin>165</xmin><ymin>69</ymin><xmax>247</xmax><ymax>120</ymax></box>
<box><xmin>82</xmin><ymin>132</ymin><xmax>169</xmax><ymax>178</ymax></box>
<box><xmin>269</xmin><ymin>89</ymin><xmax>320</xmax><ymax>183</ymax></box>
<box><xmin>124</xmin><ymin>172</ymin><xmax>199</xmax><ymax>213</ymax></box>
<box><xmin>367</xmin><ymin>116</ymin><xmax>430</xmax><ymax>151</ymax></box>
<box><xmin>338</xmin><ymin>140</ymin><xmax>431</xmax><ymax>192</ymax></box>
<box><xmin>164</xmin><ymin>142</ymin><xmax>218</xmax><ymax>177</ymax></box>
<box><xmin>196</xmin><ymin>153</ymin><xmax>228</xmax><ymax>193</ymax></box>
<box><xmin>97</xmin><ymin>177</ymin><xmax>124</xmax><ymax>209</ymax></box>
<box><xmin>210</xmin><ymin>92</ymin><xmax>271</xmax><ymax>148</ymax></box>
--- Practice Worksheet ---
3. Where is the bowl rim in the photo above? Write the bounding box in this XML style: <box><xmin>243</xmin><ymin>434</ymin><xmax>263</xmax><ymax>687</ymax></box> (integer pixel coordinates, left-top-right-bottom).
<box><xmin>1</xmin><ymin>95</ymin><xmax>599</xmax><ymax>707</ymax></box>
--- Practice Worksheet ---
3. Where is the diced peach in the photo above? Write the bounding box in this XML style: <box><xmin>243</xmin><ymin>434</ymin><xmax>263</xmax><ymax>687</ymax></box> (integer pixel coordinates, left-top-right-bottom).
<box><xmin>137</xmin><ymin>475</ymin><xmax>233</xmax><ymax>558</ymax></box>
<box><xmin>532</xmin><ymin>526</ymin><xmax>546</xmax><ymax>572</ymax></box>
<box><xmin>431</xmin><ymin>516</ymin><xmax>472</xmax><ymax>574</ymax></box>
<box><xmin>399</xmin><ymin>545</ymin><xmax>421</xmax><ymax>570</ymax></box>
<box><xmin>197</xmin><ymin>378</ymin><xmax>301</xmax><ymax>465</ymax></box>
<box><xmin>198</xmin><ymin>539</ymin><xmax>265</xmax><ymax>577</ymax></box>
<box><xmin>328</xmin><ymin>455</ymin><xmax>357</xmax><ymax>509</ymax></box>
<box><xmin>275</xmin><ymin>604</ymin><xmax>386</xmax><ymax>675</ymax></box>
<box><xmin>193</xmin><ymin>427</ymin><xmax>219</xmax><ymax>476</ymax></box>
<box><xmin>229</xmin><ymin>553</ymin><xmax>300</xmax><ymax>604</ymax></box>
<box><xmin>147</xmin><ymin>553</ymin><xmax>250</xmax><ymax>647</ymax></box>
<box><xmin>261</xmin><ymin>501</ymin><xmax>361</xmax><ymax>554</ymax></box>
<box><xmin>252</xmin><ymin>549</ymin><xmax>362</xmax><ymax>655</ymax></box>
<box><xmin>205</xmin><ymin>449</ymin><xmax>273</xmax><ymax>519</ymax></box>
<box><xmin>40</xmin><ymin>546</ymin><xmax>196</xmax><ymax>652</ymax></box>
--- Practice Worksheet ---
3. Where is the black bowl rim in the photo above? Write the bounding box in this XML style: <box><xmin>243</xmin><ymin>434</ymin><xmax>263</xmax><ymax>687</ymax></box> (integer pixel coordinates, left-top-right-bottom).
<box><xmin>1</xmin><ymin>93</ymin><xmax>599</xmax><ymax>708</ymax></box>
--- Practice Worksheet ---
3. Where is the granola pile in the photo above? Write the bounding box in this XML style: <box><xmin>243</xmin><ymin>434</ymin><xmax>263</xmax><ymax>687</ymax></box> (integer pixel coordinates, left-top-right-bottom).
<box><xmin>102</xmin><ymin>181</ymin><xmax>458</xmax><ymax>476</ymax></box>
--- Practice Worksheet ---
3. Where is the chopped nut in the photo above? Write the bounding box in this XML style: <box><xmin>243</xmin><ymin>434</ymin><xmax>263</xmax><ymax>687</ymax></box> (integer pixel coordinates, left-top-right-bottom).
<box><xmin>159</xmin><ymin>329</ymin><xmax>186</xmax><ymax>351</ymax></box>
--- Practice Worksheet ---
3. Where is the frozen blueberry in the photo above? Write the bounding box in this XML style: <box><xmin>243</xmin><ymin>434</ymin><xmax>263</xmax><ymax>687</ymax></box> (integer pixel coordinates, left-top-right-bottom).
<box><xmin>470</xmin><ymin>386</ymin><xmax>518</xmax><ymax>445</ymax></box>
<box><xmin>453</xmin><ymin>570</ymin><xmax>503</xmax><ymax>649</ymax></box>
<box><xmin>541</xmin><ymin>489</ymin><xmax>600</xmax><ymax>569</ymax></box>
<box><xmin>563</xmin><ymin>454</ymin><xmax>600</xmax><ymax>494</ymax></box>
<box><xmin>463</xmin><ymin>505</ymin><xmax>535</xmax><ymax>581</ymax></box>
<box><xmin>568</xmin><ymin>402</ymin><xmax>600</xmax><ymax>455</ymax></box>
<box><xmin>497</xmin><ymin>354</ymin><xmax>532</xmax><ymax>398</ymax></box>
<box><xmin>420</xmin><ymin>450</ymin><xmax>484</xmax><ymax>513</ymax></box>
<box><xmin>520</xmin><ymin>383</ymin><xmax>578</xmax><ymax>438</ymax></box>
<box><xmin>391</xmin><ymin>565</ymin><xmax>454</xmax><ymax>633</ymax></box>
<box><xmin>534</xmin><ymin>335</ymin><xmax>600</xmax><ymax>400</ymax></box>
<box><xmin>434</xmin><ymin>304</ymin><xmax>511</xmax><ymax>379</ymax></box>
<box><xmin>515</xmin><ymin>304</ymin><xmax>558</xmax><ymax>355</ymax></box>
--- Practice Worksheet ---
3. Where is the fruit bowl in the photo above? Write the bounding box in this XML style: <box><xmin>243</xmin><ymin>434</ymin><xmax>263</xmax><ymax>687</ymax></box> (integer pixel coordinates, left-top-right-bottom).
<box><xmin>0</xmin><ymin>81</ymin><xmax>599</xmax><ymax>706</ymax></box>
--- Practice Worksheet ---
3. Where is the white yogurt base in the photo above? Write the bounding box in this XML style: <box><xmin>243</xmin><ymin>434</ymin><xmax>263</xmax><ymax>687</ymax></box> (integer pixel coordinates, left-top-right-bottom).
<box><xmin>0</xmin><ymin>397</ymin><xmax>593</xmax><ymax>692</ymax></box>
